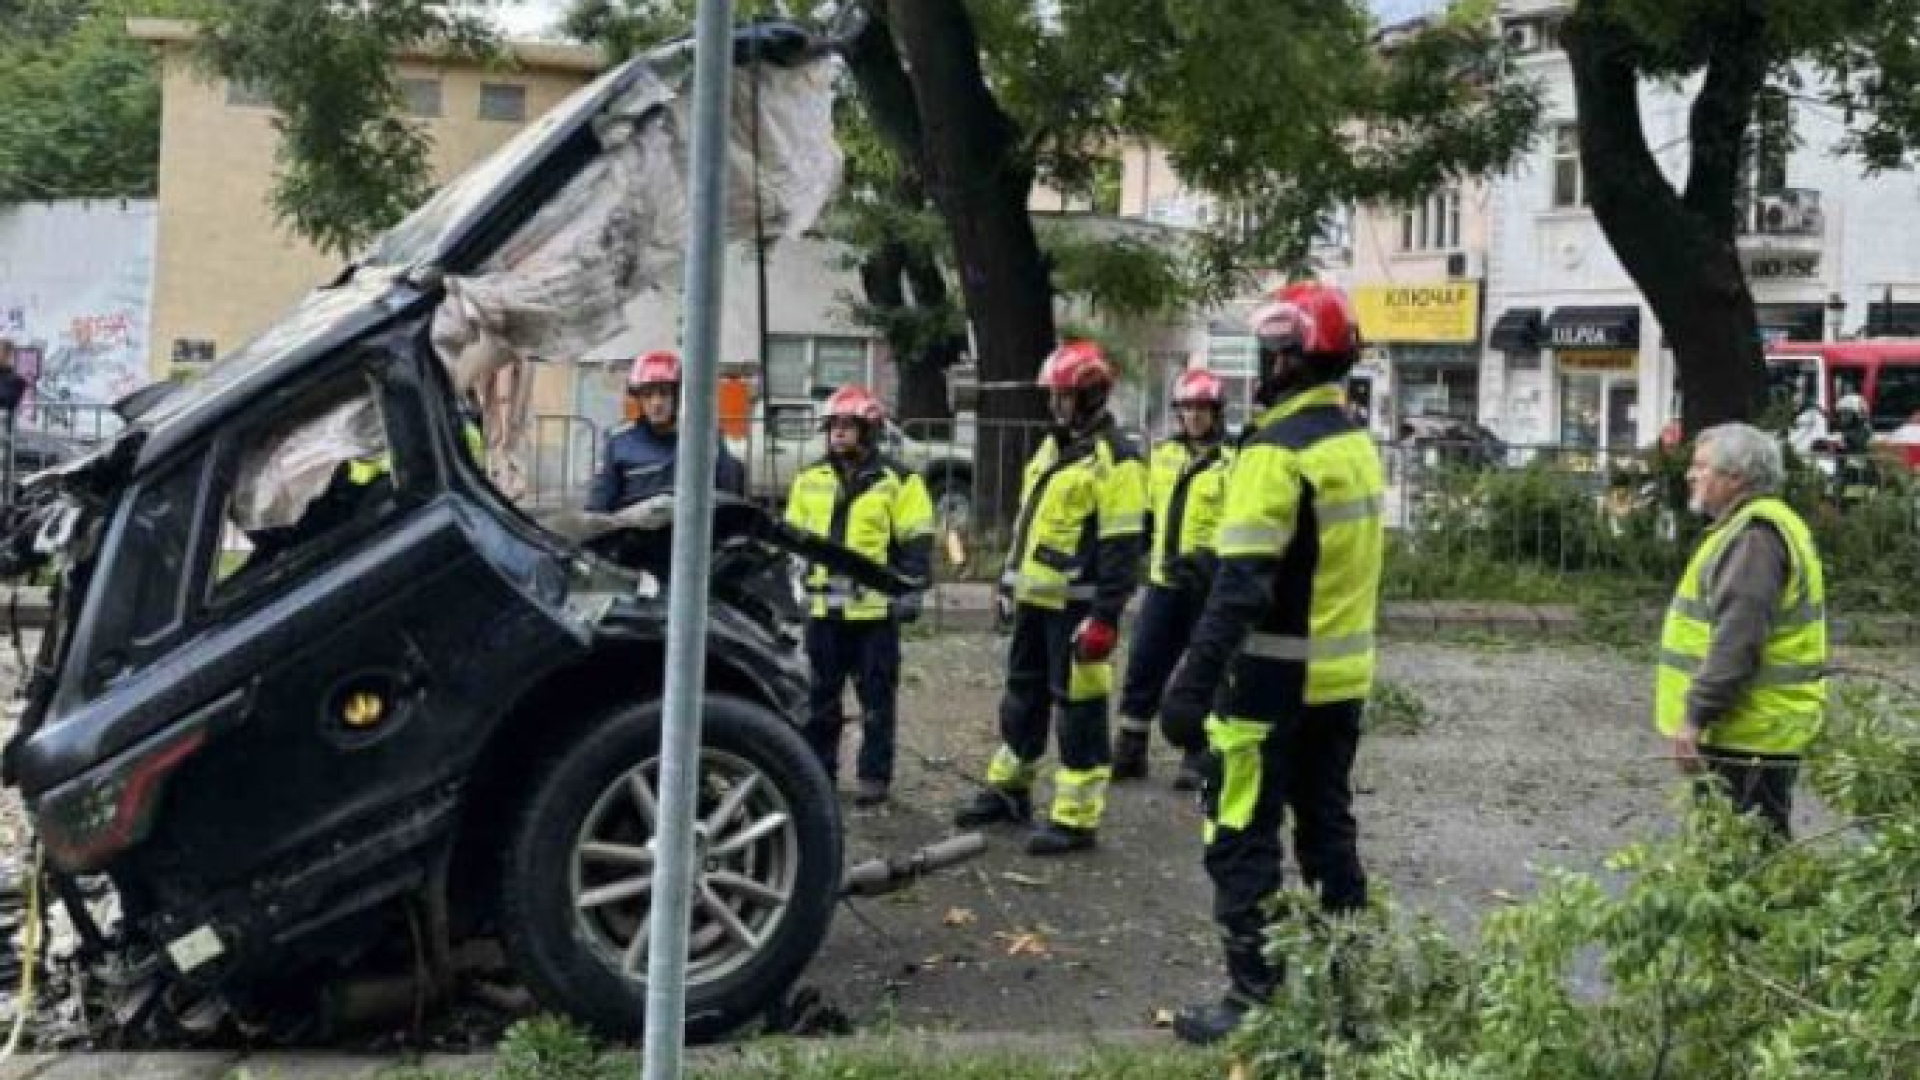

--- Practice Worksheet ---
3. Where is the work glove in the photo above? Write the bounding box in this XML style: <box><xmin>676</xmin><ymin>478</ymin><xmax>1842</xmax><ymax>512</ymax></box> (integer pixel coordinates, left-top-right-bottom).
<box><xmin>994</xmin><ymin>585</ymin><xmax>1016</xmax><ymax>626</ymax></box>
<box><xmin>1159</xmin><ymin>663</ymin><xmax>1213</xmax><ymax>752</ymax></box>
<box><xmin>1072</xmin><ymin>617</ymin><xmax>1118</xmax><ymax>663</ymax></box>
<box><xmin>893</xmin><ymin>592</ymin><xmax>924</xmax><ymax>625</ymax></box>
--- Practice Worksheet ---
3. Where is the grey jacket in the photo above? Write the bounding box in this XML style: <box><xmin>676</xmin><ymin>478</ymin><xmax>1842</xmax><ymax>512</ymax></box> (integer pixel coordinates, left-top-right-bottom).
<box><xmin>1685</xmin><ymin>499</ymin><xmax>1791</xmax><ymax>733</ymax></box>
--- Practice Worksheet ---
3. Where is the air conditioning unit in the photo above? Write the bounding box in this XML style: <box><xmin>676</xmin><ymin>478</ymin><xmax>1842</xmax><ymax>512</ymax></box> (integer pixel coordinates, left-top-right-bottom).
<box><xmin>1503</xmin><ymin>21</ymin><xmax>1542</xmax><ymax>54</ymax></box>
<box><xmin>1756</xmin><ymin>191</ymin><xmax>1822</xmax><ymax>235</ymax></box>
<box><xmin>1446</xmin><ymin>251</ymin><xmax>1486</xmax><ymax>279</ymax></box>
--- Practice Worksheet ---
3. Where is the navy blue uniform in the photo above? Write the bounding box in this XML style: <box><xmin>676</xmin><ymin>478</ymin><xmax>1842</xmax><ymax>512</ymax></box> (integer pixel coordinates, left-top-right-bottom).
<box><xmin>585</xmin><ymin>421</ymin><xmax>745</xmax><ymax>512</ymax></box>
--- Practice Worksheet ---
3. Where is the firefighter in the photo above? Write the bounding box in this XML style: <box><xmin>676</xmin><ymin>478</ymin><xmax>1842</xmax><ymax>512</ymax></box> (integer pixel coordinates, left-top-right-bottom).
<box><xmin>1158</xmin><ymin>283</ymin><xmax>1386</xmax><ymax>1045</ymax></box>
<box><xmin>953</xmin><ymin>340</ymin><xmax>1149</xmax><ymax>856</ymax></box>
<box><xmin>785</xmin><ymin>386</ymin><xmax>935</xmax><ymax>807</ymax></box>
<box><xmin>586</xmin><ymin>350</ymin><xmax>745</xmax><ymax>512</ymax></box>
<box><xmin>1113</xmin><ymin>367</ymin><xmax>1233</xmax><ymax>788</ymax></box>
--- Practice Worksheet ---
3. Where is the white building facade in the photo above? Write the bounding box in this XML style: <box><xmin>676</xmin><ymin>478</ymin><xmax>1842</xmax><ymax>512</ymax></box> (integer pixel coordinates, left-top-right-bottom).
<box><xmin>1482</xmin><ymin>0</ymin><xmax>1920</xmax><ymax>450</ymax></box>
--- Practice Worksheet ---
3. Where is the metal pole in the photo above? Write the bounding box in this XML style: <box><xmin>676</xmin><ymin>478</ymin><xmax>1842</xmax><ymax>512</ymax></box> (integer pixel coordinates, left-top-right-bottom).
<box><xmin>643</xmin><ymin>1</ymin><xmax>732</xmax><ymax>1077</ymax></box>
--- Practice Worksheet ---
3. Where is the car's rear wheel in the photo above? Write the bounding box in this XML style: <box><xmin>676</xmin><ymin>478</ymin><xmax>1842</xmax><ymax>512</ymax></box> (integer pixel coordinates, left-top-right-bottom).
<box><xmin>498</xmin><ymin>694</ymin><xmax>841</xmax><ymax>1041</ymax></box>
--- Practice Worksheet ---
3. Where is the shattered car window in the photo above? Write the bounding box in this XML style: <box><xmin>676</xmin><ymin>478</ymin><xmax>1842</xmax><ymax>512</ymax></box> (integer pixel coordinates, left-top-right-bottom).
<box><xmin>216</xmin><ymin>381</ymin><xmax>393</xmax><ymax>595</ymax></box>
<box><xmin>81</xmin><ymin>457</ymin><xmax>208</xmax><ymax>693</ymax></box>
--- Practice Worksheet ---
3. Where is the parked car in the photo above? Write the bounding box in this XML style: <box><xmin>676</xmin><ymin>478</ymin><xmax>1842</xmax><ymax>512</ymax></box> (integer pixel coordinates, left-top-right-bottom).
<box><xmin>0</xmin><ymin>24</ymin><xmax>904</xmax><ymax>1045</ymax></box>
<box><xmin>1397</xmin><ymin>414</ymin><xmax>1509</xmax><ymax>471</ymax></box>
<box><xmin>736</xmin><ymin>402</ymin><xmax>976</xmax><ymax>526</ymax></box>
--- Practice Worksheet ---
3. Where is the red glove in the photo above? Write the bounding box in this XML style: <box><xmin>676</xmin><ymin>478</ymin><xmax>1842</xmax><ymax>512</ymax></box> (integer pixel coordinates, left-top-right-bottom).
<box><xmin>1073</xmin><ymin>617</ymin><xmax>1118</xmax><ymax>663</ymax></box>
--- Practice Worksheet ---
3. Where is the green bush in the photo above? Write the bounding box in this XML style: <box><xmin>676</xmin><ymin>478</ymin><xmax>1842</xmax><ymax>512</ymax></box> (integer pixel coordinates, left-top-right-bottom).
<box><xmin>1232</xmin><ymin>680</ymin><xmax>1920</xmax><ymax>1079</ymax></box>
<box><xmin>1388</xmin><ymin>445</ymin><xmax>1920</xmax><ymax>618</ymax></box>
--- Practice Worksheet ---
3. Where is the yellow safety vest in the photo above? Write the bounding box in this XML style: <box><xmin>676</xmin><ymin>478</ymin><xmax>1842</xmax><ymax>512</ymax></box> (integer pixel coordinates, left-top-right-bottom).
<box><xmin>1147</xmin><ymin>437</ymin><xmax>1231</xmax><ymax>587</ymax></box>
<box><xmin>344</xmin><ymin>422</ymin><xmax>483</xmax><ymax>486</ymax></box>
<box><xmin>1214</xmin><ymin>383</ymin><xmax>1385</xmax><ymax>715</ymax></box>
<box><xmin>1000</xmin><ymin>423</ymin><xmax>1148</xmax><ymax>610</ymax></box>
<box><xmin>1655</xmin><ymin>497</ymin><xmax>1827</xmax><ymax>754</ymax></box>
<box><xmin>785</xmin><ymin>455</ymin><xmax>935</xmax><ymax>620</ymax></box>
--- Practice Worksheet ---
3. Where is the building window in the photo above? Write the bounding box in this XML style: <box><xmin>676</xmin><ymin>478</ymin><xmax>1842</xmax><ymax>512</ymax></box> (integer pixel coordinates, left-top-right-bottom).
<box><xmin>1552</xmin><ymin>123</ymin><xmax>1587</xmax><ymax>208</ymax></box>
<box><xmin>479</xmin><ymin>82</ymin><xmax>527</xmax><ymax>122</ymax></box>
<box><xmin>226</xmin><ymin>78</ymin><xmax>272</xmax><ymax>108</ymax></box>
<box><xmin>1398</xmin><ymin>189</ymin><xmax>1462</xmax><ymax>252</ymax></box>
<box><xmin>765</xmin><ymin>335</ymin><xmax>875</xmax><ymax>401</ymax></box>
<box><xmin>814</xmin><ymin>337</ymin><xmax>871</xmax><ymax>391</ymax></box>
<box><xmin>399</xmin><ymin>78</ymin><xmax>443</xmax><ymax>119</ymax></box>
<box><xmin>766</xmin><ymin>336</ymin><xmax>810</xmax><ymax>399</ymax></box>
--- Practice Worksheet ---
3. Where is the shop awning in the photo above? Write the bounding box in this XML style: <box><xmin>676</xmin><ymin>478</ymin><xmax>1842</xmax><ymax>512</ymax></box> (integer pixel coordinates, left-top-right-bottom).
<box><xmin>1488</xmin><ymin>307</ymin><xmax>1542</xmax><ymax>352</ymax></box>
<box><xmin>1547</xmin><ymin>306</ymin><xmax>1640</xmax><ymax>350</ymax></box>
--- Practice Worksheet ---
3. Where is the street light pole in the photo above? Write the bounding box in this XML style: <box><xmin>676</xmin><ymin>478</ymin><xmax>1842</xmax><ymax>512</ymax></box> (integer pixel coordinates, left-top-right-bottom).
<box><xmin>643</xmin><ymin>1</ymin><xmax>733</xmax><ymax>1077</ymax></box>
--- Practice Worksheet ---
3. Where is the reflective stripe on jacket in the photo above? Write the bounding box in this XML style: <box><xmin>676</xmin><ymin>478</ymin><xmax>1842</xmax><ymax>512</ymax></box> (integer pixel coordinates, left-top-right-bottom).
<box><xmin>1208</xmin><ymin>383</ymin><xmax>1385</xmax><ymax>715</ymax></box>
<box><xmin>1655</xmin><ymin>496</ymin><xmax>1827</xmax><ymax>753</ymax></box>
<box><xmin>1147</xmin><ymin>437</ymin><xmax>1231</xmax><ymax>588</ymax></box>
<box><xmin>1001</xmin><ymin>418</ymin><xmax>1148</xmax><ymax>616</ymax></box>
<box><xmin>785</xmin><ymin>453</ymin><xmax>935</xmax><ymax>620</ymax></box>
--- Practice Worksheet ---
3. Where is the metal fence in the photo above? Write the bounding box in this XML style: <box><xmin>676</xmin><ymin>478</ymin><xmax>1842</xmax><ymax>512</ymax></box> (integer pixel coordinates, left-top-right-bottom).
<box><xmin>0</xmin><ymin>401</ymin><xmax>126</xmax><ymax>505</ymax></box>
<box><xmin>19</xmin><ymin>401</ymin><xmax>1913</xmax><ymax>613</ymax></box>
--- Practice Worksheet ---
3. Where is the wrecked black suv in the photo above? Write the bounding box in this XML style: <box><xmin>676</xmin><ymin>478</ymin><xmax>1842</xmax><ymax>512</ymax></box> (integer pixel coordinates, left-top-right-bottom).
<box><xmin>0</xmin><ymin>24</ymin><xmax>890</xmax><ymax>1043</ymax></box>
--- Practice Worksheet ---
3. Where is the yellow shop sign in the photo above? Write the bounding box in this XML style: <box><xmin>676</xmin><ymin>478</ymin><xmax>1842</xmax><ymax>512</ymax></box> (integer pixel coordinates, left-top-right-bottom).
<box><xmin>1353</xmin><ymin>283</ymin><xmax>1480</xmax><ymax>344</ymax></box>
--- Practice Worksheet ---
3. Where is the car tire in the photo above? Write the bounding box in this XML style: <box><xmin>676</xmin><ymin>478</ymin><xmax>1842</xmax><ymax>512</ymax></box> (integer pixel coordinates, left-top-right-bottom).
<box><xmin>498</xmin><ymin>694</ymin><xmax>841</xmax><ymax>1042</ymax></box>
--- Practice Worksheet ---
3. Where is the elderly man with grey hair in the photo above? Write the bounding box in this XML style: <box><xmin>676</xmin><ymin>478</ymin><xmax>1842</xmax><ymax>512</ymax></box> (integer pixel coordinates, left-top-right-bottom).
<box><xmin>1654</xmin><ymin>422</ymin><xmax>1828</xmax><ymax>835</ymax></box>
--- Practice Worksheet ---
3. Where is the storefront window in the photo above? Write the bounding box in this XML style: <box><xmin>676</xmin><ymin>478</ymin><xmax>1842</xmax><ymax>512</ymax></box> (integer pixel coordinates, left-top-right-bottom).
<box><xmin>1559</xmin><ymin>374</ymin><xmax>1639</xmax><ymax>450</ymax></box>
<box><xmin>1560</xmin><ymin>376</ymin><xmax>1601</xmax><ymax>448</ymax></box>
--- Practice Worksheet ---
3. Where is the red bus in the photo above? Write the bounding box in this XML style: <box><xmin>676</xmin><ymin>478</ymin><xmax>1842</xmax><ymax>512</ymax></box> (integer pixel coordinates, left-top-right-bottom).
<box><xmin>1766</xmin><ymin>339</ymin><xmax>1920</xmax><ymax>468</ymax></box>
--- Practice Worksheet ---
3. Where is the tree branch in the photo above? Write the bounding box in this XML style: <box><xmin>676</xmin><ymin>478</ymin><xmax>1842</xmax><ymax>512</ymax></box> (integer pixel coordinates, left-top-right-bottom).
<box><xmin>1564</xmin><ymin>7</ymin><xmax>1689</xmax><ymax>259</ymax></box>
<box><xmin>1681</xmin><ymin>1</ymin><xmax>1771</xmax><ymax>231</ymax></box>
<box><xmin>843</xmin><ymin>6</ymin><xmax>923</xmax><ymax>169</ymax></box>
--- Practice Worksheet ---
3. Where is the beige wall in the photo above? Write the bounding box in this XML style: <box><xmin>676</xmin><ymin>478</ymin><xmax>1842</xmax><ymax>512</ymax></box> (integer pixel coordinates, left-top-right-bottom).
<box><xmin>1345</xmin><ymin>183</ymin><xmax>1491</xmax><ymax>286</ymax></box>
<box><xmin>145</xmin><ymin>37</ymin><xmax>594</xmax><ymax>377</ymax></box>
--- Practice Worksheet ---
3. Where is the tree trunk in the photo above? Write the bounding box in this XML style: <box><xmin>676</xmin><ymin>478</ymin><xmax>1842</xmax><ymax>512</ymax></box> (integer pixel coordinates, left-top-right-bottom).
<box><xmin>841</xmin><ymin>15</ymin><xmax>956</xmax><ymax>431</ymax></box>
<box><xmin>856</xmin><ymin>234</ymin><xmax>955</xmax><ymax>427</ymax></box>
<box><xmin>1564</xmin><ymin>6</ymin><xmax>1769</xmax><ymax>439</ymax></box>
<box><xmin>897</xmin><ymin>237</ymin><xmax>960</xmax><ymax>429</ymax></box>
<box><xmin>883</xmin><ymin>0</ymin><xmax>1055</xmax><ymax>529</ymax></box>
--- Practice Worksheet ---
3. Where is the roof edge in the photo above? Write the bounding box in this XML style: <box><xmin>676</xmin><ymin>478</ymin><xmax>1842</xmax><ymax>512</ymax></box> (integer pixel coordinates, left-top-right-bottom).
<box><xmin>125</xmin><ymin>17</ymin><xmax>607</xmax><ymax>74</ymax></box>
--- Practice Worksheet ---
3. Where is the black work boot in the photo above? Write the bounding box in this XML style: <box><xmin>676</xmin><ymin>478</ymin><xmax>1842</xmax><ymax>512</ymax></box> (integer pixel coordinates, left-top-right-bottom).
<box><xmin>1112</xmin><ymin>729</ymin><xmax>1150</xmax><ymax>781</ymax></box>
<box><xmin>1024</xmin><ymin>821</ymin><xmax>1097</xmax><ymax>856</ymax></box>
<box><xmin>1172</xmin><ymin>994</ymin><xmax>1254</xmax><ymax>1045</ymax></box>
<box><xmin>1175</xmin><ymin>935</ymin><xmax>1276</xmax><ymax>1045</ymax></box>
<box><xmin>953</xmin><ymin>787</ymin><xmax>1031</xmax><ymax>828</ymax></box>
<box><xmin>1172</xmin><ymin>749</ymin><xmax>1208</xmax><ymax>792</ymax></box>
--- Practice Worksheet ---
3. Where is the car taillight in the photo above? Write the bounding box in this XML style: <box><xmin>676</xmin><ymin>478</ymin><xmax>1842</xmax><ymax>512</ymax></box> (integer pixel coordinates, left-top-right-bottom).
<box><xmin>33</xmin><ymin>725</ymin><xmax>208</xmax><ymax>874</ymax></box>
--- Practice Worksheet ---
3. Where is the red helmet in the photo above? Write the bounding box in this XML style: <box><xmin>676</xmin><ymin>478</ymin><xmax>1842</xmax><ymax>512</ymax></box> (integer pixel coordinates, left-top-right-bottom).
<box><xmin>821</xmin><ymin>384</ymin><xmax>886</xmax><ymax>428</ymax></box>
<box><xmin>627</xmin><ymin>350</ymin><xmax>682</xmax><ymax>388</ymax></box>
<box><xmin>1172</xmin><ymin>368</ymin><xmax>1225</xmax><ymax>407</ymax></box>
<box><xmin>1249</xmin><ymin>282</ymin><xmax>1361</xmax><ymax>361</ymax></box>
<box><xmin>1036</xmin><ymin>340</ymin><xmax>1115</xmax><ymax>391</ymax></box>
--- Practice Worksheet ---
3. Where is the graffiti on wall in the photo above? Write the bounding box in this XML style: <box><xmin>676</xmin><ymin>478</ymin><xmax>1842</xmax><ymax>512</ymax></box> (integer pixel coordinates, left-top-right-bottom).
<box><xmin>0</xmin><ymin>200</ymin><xmax>156</xmax><ymax>438</ymax></box>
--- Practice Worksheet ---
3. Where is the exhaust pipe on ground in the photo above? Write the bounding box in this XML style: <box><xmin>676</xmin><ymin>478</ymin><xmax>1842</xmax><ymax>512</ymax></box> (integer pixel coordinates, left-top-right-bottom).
<box><xmin>840</xmin><ymin>832</ymin><xmax>987</xmax><ymax>898</ymax></box>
